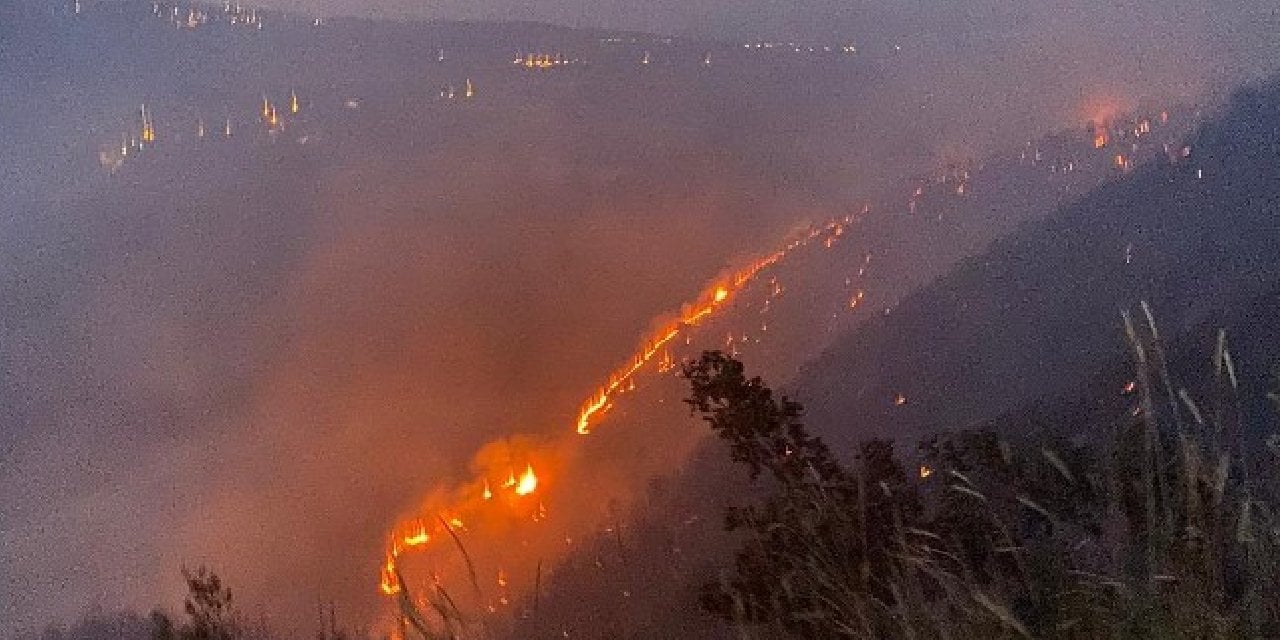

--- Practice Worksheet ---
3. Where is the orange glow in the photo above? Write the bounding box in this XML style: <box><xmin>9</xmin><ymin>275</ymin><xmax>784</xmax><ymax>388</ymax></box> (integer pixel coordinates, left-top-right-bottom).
<box><xmin>1081</xmin><ymin>93</ymin><xmax>1128</xmax><ymax>131</ymax></box>
<box><xmin>572</xmin><ymin>231</ymin><xmax>828</xmax><ymax>435</ymax></box>
<box><xmin>139</xmin><ymin>104</ymin><xmax>155</xmax><ymax>144</ymax></box>
<box><xmin>1093</xmin><ymin>131</ymin><xmax>1107</xmax><ymax>149</ymax></box>
<box><xmin>518</xmin><ymin>52</ymin><xmax>567</xmax><ymax>69</ymax></box>
<box><xmin>379</xmin><ymin>556</ymin><xmax>399</xmax><ymax>595</ymax></box>
<box><xmin>376</xmin><ymin>214</ymin><xmax>859</xmax><ymax>599</ymax></box>
<box><xmin>402</xmin><ymin>523</ymin><xmax>430</xmax><ymax>547</ymax></box>
<box><xmin>515</xmin><ymin>464</ymin><xmax>538</xmax><ymax>496</ymax></box>
<box><xmin>919</xmin><ymin>465</ymin><xmax>933</xmax><ymax>479</ymax></box>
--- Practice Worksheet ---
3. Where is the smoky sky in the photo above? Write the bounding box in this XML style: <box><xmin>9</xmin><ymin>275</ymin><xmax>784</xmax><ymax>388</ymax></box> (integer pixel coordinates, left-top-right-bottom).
<box><xmin>264</xmin><ymin>0</ymin><xmax>1280</xmax><ymax>64</ymax></box>
<box><xmin>3</xmin><ymin>0</ymin><xmax>1280</xmax><ymax>637</ymax></box>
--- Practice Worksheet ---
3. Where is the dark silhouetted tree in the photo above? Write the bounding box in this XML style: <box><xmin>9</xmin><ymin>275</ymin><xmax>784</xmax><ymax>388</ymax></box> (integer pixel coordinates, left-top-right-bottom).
<box><xmin>683</xmin><ymin>351</ymin><xmax>920</xmax><ymax>637</ymax></box>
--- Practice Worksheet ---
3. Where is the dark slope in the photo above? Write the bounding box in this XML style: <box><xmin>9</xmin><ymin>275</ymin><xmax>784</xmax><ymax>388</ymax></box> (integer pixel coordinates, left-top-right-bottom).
<box><xmin>499</xmin><ymin>108</ymin><xmax>1209</xmax><ymax>640</ymax></box>
<box><xmin>797</xmin><ymin>76</ymin><xmax>1280</xmax><ymax>452</ymax></box>
<box><xmin>974</xmin><ymin>280</ymin><xmax>1280</xmax><ymax>454</ymax></box>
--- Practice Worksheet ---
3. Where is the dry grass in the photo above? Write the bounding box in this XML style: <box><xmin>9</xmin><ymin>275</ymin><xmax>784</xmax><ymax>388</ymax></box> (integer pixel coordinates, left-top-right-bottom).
<box><xmin>689</xmin><ymin>305</ymin><xmax>1280</xmax><ymax>639</ymax></box>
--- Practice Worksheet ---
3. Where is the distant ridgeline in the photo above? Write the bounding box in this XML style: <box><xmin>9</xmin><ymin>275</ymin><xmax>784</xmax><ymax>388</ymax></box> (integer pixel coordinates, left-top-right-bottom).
<box><xmin>797</xmin><ymin>72</ymin><xmax>1280</xmax><ymax>452</ymax></box>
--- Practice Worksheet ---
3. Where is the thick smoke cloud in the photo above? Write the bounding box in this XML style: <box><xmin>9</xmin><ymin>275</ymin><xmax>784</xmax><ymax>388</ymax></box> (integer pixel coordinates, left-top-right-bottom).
<box><xmin>0</xmin><ymin>65</ymin><xmax>840</xmax><ymax>634</ymax></box>
<box><xmin>3</xmin><ymin>0</ymin><xmax>1279</xmax><ymax>635</ymax></box>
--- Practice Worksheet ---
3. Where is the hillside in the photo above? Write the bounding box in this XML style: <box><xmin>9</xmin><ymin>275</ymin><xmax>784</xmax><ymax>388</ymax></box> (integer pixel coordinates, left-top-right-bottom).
<box><xmin>797</xmin><ymin>75</ymin><xmax>1280</xmax><ymax>452</ymax></box>
<box><xmin>505</xmin><ymin>73</ymin><xmax>1280</xmax><ymax>639</ymax></box>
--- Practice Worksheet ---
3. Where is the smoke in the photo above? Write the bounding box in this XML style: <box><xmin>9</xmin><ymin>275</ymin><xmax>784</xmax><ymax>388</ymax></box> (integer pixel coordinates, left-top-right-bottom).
<box><xmin>3</xmin><ymin>0</ymin><xmax>1279</xmax><ymax>635</ymax></box>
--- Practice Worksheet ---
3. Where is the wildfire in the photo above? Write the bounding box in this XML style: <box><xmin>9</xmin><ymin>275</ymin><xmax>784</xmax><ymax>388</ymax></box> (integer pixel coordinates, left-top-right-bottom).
<box><xmin>376</xmin><ymin>212</ymin><xmax>862</xmax><ymax>604</ymax></box>
<box><xmin>365</xmin><ymin>103</ymin><xmax>1185</xmax><ymax>615</ymax></box>
<box><xmin>140</xmin><ymin>104</ymin><xmax>156</xmax><ymax>144</ymax></box>
<box><xmin>571</xmin><ymin>227</ymin><xmax>843</xmax><ymax>436</ymax></box>
<box><xmin>516</xmin><ymin>52</ymin><xmax>571</xmax><ymax>69</ymax></box>
<box><xmin>379</xmin><ymin>557</ymin><xmax>398</xmax><ymax>595</ymax></box>
<box><xmin>403</xmin><ymin>522</ymin><xmax>430</xmax><ymax>547</ymax></box>
<box><xmin>515</xmin><ymin>464</ymin><xmax>538</xmax><ymax>495</ymax></box>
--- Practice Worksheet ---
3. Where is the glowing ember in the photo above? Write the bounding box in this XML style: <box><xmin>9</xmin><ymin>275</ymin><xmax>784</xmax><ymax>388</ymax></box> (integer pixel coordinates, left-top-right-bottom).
<box><xmin>515</xmin><ymin>463</ymin><xmax>538</xmax><ymax>496</ymax></box>
<box><xmin>403</xmin><ymin>525</ymin><xmax>430</xmax><ymax>547</ymax></box>
<box><xmin>139</xmin><ymin>104</ymin><xmax>156</xmax><ymax>143</ymax></box>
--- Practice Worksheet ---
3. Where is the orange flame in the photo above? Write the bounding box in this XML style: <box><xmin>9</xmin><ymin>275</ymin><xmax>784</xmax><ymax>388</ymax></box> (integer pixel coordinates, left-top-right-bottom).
<box><xmin>402</xmin><ymin>521</ymin><xmax>430</xmax><ymax>547</ymax></box>
<box><xmin>570</xmin><ymin>228</ymin><xmax>842</xmax><ymax>436</ymax></box>
<box><xmin>515</xmin><ymin>464</ymin><xmax>538</xmax><ymax>496</ymax></box>
<box><xmin>376</xmin><ymin>212</ymin><xmax>863</xmax><ymax>598</ymax></box>
<box><xmin>379</xmin><ymin>556</ymin><xmax>399</xmax><ymax>595</ymax></box>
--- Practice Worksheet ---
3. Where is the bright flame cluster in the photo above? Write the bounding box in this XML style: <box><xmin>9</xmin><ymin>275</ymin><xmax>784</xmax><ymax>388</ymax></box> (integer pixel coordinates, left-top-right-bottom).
<box><xmin>379</xmin><ymin>462</ymin><xmax>541</xmax><ymax>596</ymax></box>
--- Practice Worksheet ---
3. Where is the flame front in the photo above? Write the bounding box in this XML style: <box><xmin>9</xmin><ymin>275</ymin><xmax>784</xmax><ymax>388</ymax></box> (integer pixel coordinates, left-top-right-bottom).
<box><xmin>376</xmin><ymin>213</ymin><xmax>860</xmax><ymax>604</ymax></box>
<box><xmin>572</xmin><ymin>218</ymin><xmax>849</xmax><ymax>436</ymax></box>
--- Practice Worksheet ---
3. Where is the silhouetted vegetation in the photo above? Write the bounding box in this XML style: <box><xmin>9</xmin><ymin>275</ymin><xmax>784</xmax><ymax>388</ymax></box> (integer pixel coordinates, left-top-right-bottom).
<box><xmin>157</xmin><ymin>567</ymin><xmax>242</xmax><ymax>640</ymax></box>
<box><xmin>685</xmin><ymin>328</ymin><xmax>1280</xmax><ymax>638</ymax></box>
